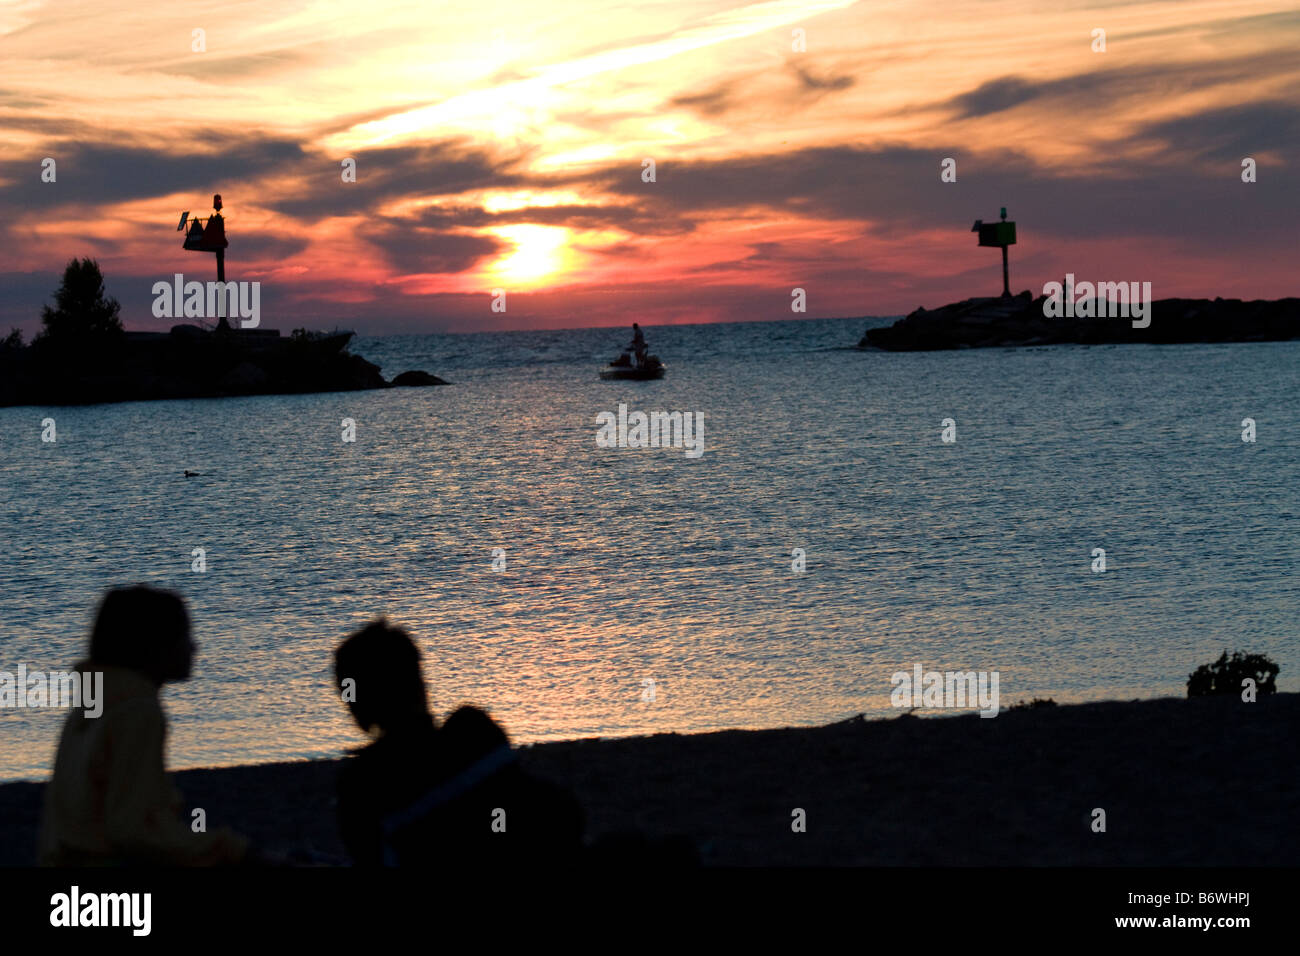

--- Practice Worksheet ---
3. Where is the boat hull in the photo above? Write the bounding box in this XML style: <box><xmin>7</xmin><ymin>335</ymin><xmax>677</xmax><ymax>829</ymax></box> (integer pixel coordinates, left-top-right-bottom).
<box><xmin>599</xmin><ymin>364</ymin><xmax>665</xmax><ymax>380</ymax></box>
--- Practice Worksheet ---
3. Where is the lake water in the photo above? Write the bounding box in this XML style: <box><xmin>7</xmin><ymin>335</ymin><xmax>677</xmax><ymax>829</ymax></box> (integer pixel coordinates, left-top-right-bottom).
<box><xmin>2</xmin><ymin>317</ymin><xmax>1297</xmax><ymax>782</ymax></box>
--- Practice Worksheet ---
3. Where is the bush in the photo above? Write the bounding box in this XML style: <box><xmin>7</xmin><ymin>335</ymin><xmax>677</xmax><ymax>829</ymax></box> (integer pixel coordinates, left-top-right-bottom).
<box><xmin>1187</xmin><ymin>651</ymin><xmax>1278</xmax><ymax>698</ymax></box>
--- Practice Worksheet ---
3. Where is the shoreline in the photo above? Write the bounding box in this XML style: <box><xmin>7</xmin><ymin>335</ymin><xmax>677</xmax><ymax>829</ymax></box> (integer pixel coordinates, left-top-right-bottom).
<box><xmin>3</xmin><ymin>693</ymin><xmax>1295</xmax><ymax>866</ymax></box>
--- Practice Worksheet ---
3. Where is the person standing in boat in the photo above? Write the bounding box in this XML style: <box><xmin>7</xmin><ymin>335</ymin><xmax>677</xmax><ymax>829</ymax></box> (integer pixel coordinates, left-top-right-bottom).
<box><xmin>630</xmin><ymin>323</ymin><xmax>647</xmax><ymax>366</ymax></box>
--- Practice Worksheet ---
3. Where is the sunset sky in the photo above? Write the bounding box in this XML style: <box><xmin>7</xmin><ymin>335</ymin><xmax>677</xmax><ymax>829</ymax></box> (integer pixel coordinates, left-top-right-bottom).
<box><xmin>1</xmin><ymin>0</ymin><xmax>1297</xmax><ymax>333</ymax></box>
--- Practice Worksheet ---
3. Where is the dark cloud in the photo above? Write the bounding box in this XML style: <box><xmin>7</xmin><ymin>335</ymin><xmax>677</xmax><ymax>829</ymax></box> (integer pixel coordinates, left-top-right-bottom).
<box><xmin>946</xmin><ymin>76</ymin><xmax>1042</xmax><ymax>119</ymax></box>
<box><xmin>570</xmin><ymin>134</ymin><xmax>1298</xmax><ymax>249</ymax></box>
<box><xmin>0</xmin><ymin>136</ymin><xmax>306</xmax><ymax>208</ymax></box>
<box><xmin>1139</xmin><ymin>102</ymin><xmax>1300</xmax><ymax>162</ymax></box>
<box><xmin>0</xmin><ymin>135</ymin><xmax>528</xmax><ymax>233</ymax></box>
<box><xmin>474</xmin><ymin>203</ymin><xmax>694</xmax><ymax>236</ymax></box>
<box><xmin>0</xmin><ymin>113</ymin><xmax>101</xmax><ymax>136</ymax></box>
<box><xmin>277</xmin><ymin>177</ymin><xmax>696</xmax><ymax>244</ymax></box>
<box><xmin>356</xmin><ymin>219</ymin><xmax>503</xmax><ymax>275</ymax></box>
<box><xmin>0</xmin><ymin>89</ymin><xmax>60</xmax><ymax>110</ymax></box>
<box><xmin>217</xmin><ymin>233</ymin><xmax>311</xmax><ymax>264</ymax></box>
<box><xmin>401</xmin><ymin>205</ymin><xmax>495</xmax><ymax>230</ymax></box>
<box><xmin>742</xmin><ymin>242</ymin><xmax>787</xmax><ymax>262</ymax></box>
<box><xmin>351</xmin><ymin>193</ymin><xmax>696</xmax><ymax>274</ymax></box>
<box><xmin>943</xmin><ymin>50</ymin><xmax>1300</xmax><ymax>120</ymax></box>
<box><xmin>263</xmin><ymin>140</ymin><xmax>527</xmax><ymax>221</ymax></box>
<box><xmin>791</xmin><ymin>64</ymin><xmax>854</xmax><ymax>94</ymax></box>
<box><xmin>568</xmin><ymin>238</ymin><xmax>644</xmax><ymax>259</ymax></box>
<box><xmin>670</xmin><ymin>61</ymin><xmax>857</xmax><ymax>118</ymax></box>
<box><xmin>671</xmin><ymin>81</ymin><xmax>737</xmax><ymax>117</ymax></box>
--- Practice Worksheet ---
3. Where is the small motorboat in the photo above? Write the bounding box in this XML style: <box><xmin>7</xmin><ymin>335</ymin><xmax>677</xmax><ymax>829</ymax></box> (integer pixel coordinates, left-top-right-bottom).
<box><xmin>600</xmin><ymin>349</ymin><xmax>665</xmax><ymax>380</ymax></box>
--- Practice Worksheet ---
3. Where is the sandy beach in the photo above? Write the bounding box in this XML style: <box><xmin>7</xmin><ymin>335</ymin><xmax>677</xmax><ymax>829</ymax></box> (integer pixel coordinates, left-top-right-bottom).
<box><xmin>2</xmin><ymin>692</ymin><xmax>1294</xmax><ymax>867</ymax></box>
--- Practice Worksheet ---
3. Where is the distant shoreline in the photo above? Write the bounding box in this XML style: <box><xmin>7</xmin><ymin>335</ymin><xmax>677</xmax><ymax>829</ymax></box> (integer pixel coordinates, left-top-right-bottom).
<box><xmin>2</xmin><ymin>693</ymin><xmax>1294</xmax><ymax>866</ymax></box>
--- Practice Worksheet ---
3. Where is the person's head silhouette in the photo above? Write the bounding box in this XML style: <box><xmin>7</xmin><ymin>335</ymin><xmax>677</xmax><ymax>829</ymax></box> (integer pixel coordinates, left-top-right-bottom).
<box><xmin>334</xmin><ymin>618</ymin><xmax>429</xmax><ymax>735</ymax></box>
<box><xmin>90</xmin><ymin>585</ymin><xmax>193</xmax><ymax>685</ymax></box>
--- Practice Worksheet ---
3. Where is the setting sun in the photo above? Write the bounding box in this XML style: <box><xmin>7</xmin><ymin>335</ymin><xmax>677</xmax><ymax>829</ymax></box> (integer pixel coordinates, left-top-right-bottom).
<box><xmin>486</xmin><ymin>224</ymin><xmax>571</xmax><ymax>286</ymax></box>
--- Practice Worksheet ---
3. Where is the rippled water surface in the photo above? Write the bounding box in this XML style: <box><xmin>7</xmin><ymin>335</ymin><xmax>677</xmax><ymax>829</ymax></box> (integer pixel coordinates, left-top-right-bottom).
<box><xmin>2</xmin><ymin>318</ymin><xmax>1298</xmax><ymax>781</ymax></box>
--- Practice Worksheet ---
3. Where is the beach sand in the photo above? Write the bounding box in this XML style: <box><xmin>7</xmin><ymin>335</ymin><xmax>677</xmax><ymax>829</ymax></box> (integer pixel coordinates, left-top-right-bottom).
<box><xmin>2</xmin><ymin>693</ymin><xmax>1295</xmax><ymax>866</ymax></box>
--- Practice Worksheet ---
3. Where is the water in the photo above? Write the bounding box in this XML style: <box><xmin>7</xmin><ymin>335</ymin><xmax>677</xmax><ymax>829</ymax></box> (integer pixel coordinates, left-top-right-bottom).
<box><xmin>2</xmin><ymin>317</ymin><xmax>1298</xmax><ymax>782</ymax></box>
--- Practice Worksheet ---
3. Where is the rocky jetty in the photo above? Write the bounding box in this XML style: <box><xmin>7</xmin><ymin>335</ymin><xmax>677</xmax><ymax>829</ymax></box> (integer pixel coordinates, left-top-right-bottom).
<box><xmin>859</xmin><ymin>291</ymin><xmax>1300</xmax><ymax>351</ymax></box>
<box><xmin>0</xmin><ymin>325</ymin><xmax>448</xmax><ymax>407</ymax></box>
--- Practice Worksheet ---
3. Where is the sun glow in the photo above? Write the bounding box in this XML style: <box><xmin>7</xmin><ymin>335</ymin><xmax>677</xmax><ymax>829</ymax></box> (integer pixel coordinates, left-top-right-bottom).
<box><xmin>486</xmin><ymin>224</ymin><xmax>571</xmax><ymax>286</ymax></box>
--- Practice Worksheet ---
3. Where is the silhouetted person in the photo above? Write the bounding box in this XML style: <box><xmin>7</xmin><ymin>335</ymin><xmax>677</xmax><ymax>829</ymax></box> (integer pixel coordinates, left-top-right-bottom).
<box><xmin>630</xmin><ymin>322</ymin><xmax>647</xmax><ymax>365</ymax></box>
<box><xmin>334</xmin><ymin>619</ymin><xmax>583</xmax><ymax>866</ymax></box>
<box><xmin>38</xmin><ymin>586</ymin><xmax>250</xmax><ymax>866</ymax></box>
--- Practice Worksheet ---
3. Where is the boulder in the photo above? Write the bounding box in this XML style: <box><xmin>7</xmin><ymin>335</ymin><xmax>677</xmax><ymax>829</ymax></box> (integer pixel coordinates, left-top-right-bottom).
<box><xmin>389</xmin><ymin>370</ymin><xmax>449</xmax><ymax>387</ymax></box>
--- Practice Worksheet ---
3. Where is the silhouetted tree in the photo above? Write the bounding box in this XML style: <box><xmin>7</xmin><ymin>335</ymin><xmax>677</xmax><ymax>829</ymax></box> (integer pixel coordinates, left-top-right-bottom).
<box><xmin>1187</xmin><ymin>650</ymin><xmax>1278</xmax><ymax>697</ymax></box>
<box><xmin>1</xmin><ymin>328</ymin><xmax>22</xmax><ymax>350</ymax></box>
<box><xmin>37</xmin><ymin>258</ymin><xmax>123</xmax><ymax>344</ymax></box>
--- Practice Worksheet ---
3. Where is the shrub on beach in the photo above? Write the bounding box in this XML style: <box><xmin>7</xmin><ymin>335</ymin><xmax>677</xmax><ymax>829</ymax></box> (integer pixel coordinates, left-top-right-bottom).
<box><xmin>1187</xmin><ymin>651</ymin><xmax>1278</xmax><ymax>698</ymax></box>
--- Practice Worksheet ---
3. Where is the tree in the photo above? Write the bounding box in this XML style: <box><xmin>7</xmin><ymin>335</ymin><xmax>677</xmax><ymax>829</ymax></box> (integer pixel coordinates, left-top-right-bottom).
<box><xmin>38</xmin><ymin>258</ymin><xmax>123</xmax><ymax>344</ymax></box>
<box><xmin>1187</xmin><ymin>650</ymin><xmax>1278</xmax><ymax>697</ymax></box>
